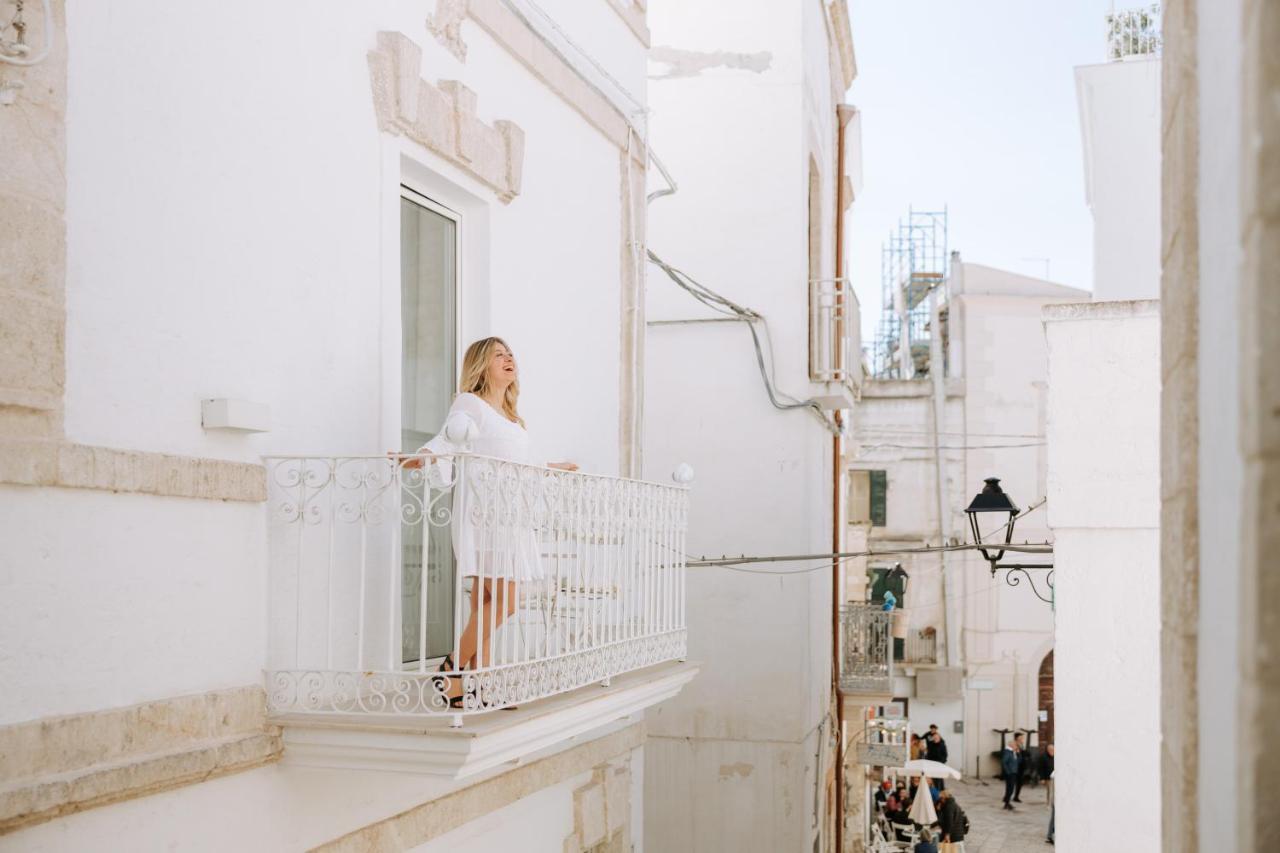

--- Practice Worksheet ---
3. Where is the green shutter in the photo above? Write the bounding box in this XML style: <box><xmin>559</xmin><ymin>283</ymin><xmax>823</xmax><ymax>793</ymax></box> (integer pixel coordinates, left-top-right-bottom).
<box><xmin>869</xmin><ymin>469</ymin><xmax>887</xmax><ymax>527</ymax></box>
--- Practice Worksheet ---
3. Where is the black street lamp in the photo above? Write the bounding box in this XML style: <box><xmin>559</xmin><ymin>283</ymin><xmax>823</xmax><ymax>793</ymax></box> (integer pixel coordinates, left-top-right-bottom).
<box><xmin>964</xmin><ymin>477</ymin><xmax>1020</xmax><ymax>566</ymax></box>
<box><xmin>964</xmin><ymin>477</ymin><xmax>1054</xmax><ymax>604</ymax></box>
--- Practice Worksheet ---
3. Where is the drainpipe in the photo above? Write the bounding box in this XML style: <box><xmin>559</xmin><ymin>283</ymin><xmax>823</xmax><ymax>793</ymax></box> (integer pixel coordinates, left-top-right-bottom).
<box><xmin>832</xmin><ymin>103</ymin><xmax>855</xmax><ymax>853</ymax></box>
<box><xmin>929</xmin><ymin>290</ymin><xmax>957</xmax><ymax>667</ymax></box>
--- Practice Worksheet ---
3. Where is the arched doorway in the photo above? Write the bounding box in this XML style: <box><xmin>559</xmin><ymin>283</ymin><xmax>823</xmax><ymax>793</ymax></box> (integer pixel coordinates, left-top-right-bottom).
<box><xmin>1038</xmin><ymin>650</ymin><xmax>1055</xmax><ymax>746</ymax></box>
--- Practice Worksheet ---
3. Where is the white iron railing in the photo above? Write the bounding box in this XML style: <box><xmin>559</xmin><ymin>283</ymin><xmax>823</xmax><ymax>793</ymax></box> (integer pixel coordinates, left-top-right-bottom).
<box><xmin>810</xmin><ymin>278</ymin><xmax>861</xmax><ymax>393</ymax></box>
<box><xmin>856</xmin><ymin>717</ymin><xmax>911</xmax><ymax>767</ymax></box>
<box><xmin>902</xmin><ymin>628</ymin><xmax>938</xmax><ymax>665</ymax></box>
<box><xmin>839</xmin><ymin>603</ymin><xmax>893</xmax><ymax>695</ymax></box>
<box><xmin>1106</xmin><ymin>5</ymin><xmax>1162</xmax><ymax>60</ymax></box>
<box><xmin>265</xmin><ymin>454</ymin><xmax>689</xmax><ymax>722</ymax></box>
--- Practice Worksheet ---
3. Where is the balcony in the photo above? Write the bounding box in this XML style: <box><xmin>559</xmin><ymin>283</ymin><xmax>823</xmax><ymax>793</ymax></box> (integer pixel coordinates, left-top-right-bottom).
<box><xmin>809</xmin><ymin>278</ymin><xmax>861</xmax><ymax>398</ymax></box>
<box><xmin>856</xmin><ymin>717</ymin><xmax>910</xmax><ymax>767</ymax></box>
<box><xmin>899</xmin><ymin>627</ymin><xmax>938</xmax><ymax>666</ymax></box>
<box><xmin>264</xmin><ymin>453</ymin><xmax>694</xmax><ymax>774</ymax></box>
<box><xmin>839</xmin><ymin>603</ymin><xmax>893</xmax><ymax>698</ymax></box>
<box><xmin>1106</xmin><ymin>5</ymin><xmax>1162</xmax><ymax>61</ymax></box>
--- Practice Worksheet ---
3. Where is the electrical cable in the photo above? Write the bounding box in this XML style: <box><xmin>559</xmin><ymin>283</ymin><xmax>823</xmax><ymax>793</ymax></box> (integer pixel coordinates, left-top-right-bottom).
<box><xmin>678</xmin><ymin>498</ymin><xmax>1049</xmax><ymax>571</ymax></box>
<box><xmin>855</xmin><ymin>442</ymin><xmax>1046</xmax><ymax>450</ymax></box>
<box><xmin>855</xmin><ymin>428</ymin><xmax>1046</xmax><ymax>440</ymax></box>
<box><xmin>646</xmin><ymin>249</ymin><xmax>841</xmax><ymax>434</ymax></box>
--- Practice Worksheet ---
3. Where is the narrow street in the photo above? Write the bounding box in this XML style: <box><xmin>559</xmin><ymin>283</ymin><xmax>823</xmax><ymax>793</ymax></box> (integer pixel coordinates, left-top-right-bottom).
<box><xmin>946</xmin><ymin>777</ymin><xmax>1052</xmax><ymax>852</ymax></box>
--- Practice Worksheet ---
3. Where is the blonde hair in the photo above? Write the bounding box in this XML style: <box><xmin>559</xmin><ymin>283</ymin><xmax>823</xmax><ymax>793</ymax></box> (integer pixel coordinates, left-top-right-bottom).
<box><xmin>459</xmin><ymin>337</ymin><xmax>524</xmax><ymax>426</ymax></box>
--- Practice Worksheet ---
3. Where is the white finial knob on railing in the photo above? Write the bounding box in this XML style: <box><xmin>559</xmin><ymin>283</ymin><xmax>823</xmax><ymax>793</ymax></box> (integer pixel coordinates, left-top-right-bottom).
<box><xmin>672</xmin><ymin>463</ymin><xmax>695</xmax><ymax>485</ymax></box>
<box><xmin>442</xmin><ymin>412</ymin><xmax>480</xmax><ymax>449</ymax></box>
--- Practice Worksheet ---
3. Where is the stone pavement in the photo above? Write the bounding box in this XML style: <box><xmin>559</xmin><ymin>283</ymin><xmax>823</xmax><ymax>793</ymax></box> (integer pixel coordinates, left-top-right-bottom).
<box><xmin>943</xmin><ymin>776</ymin><xmax>1053</xmax><ymax>852</ymax></box>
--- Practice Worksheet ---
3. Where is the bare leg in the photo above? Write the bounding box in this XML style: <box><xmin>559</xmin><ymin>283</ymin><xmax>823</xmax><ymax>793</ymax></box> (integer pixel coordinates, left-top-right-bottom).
<box><xmin>476</xmin><ymin>581</ymin><xmax>517</xmax><ymax>668</ymax></box>
<box><xmin>443</xmin><ymin>580</ymin><xmax>518</xmax><ymax>698</ymax></box>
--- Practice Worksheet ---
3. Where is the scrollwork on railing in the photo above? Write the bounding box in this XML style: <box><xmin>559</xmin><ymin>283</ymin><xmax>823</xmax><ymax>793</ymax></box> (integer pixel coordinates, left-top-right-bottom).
<box><xmin>267</xmin><ymin>631</ymin><xmax>687</xmax><ymax>717</ymax></box>
<box><xmin>839</xmin><ymin>604</ymin><xmax>894</xmax><ymax>694</ymax></box>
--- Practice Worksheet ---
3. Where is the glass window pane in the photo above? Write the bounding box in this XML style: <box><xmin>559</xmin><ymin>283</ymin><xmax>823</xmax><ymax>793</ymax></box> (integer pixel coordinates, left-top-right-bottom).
<box><xmin>399</xmin><ymin>194</ymin><xmax>457</xmax><ymax>666</ymax></box>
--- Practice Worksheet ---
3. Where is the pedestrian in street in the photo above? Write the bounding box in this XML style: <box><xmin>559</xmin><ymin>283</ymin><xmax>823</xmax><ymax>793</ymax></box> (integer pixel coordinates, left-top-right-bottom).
<box><xmin>1001</xmin><ymin>734</ymin><xmax>1022</xmax><ymax>810</ymax></box>
<box><xmin>1037</xmin><ymin>743</ymin><xmax>1055</xmax><ymax>780</ymax></box>
<box><xmin>936</xmin><ymin>789</ymin><xmax>968</xmax><ymax>852</ymax></box>
<box><xmin>926</xmin><ymin>726</ymin><xmax>949</xmax><ymax>791</ymax></box>
<box><xmin>911</xmin><ymin>733</ymin><xmax>925</xmax><ymax>760</ymax></box>
<box><xmin>1014</xmin><ymin>734</ymin><xmax>1030</xmax><ymax>803</ymax></box>
<box><xmin>914</xmin><ymin>827</ymin><xmax>939</xmax><ymax>853</ymax></box>
<box><xmin>875</xmin><ymin>779</ymin><xmax>893</xmax><ymax>809</ymax></box>
<box><xmin>1046</xmin><ymin>768</ymin><xmax>1055</xmax><ymax>845</ymax></box>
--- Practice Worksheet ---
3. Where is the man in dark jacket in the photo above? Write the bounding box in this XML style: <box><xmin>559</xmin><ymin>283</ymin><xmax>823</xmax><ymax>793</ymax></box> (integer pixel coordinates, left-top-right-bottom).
<box><xmin>925</xmin><ymin>727</ymin><xmax>949</xmax><ymax>790</ymax></box>
<box><xmin>1037</xmin><ymin>743</ymin><xmax>1055</xmax><ymax>782</ymax></box>
<box><xmin>1001</xmin><ymin>734</ymin><xmax>1023</xmax><ymax>810</ymax></box>
<box><xmin>936</xmin><ymin>790</ymin><xmax>967</xmax><ymax>846</ymax></box>
<box><xmin>1014</xmin><ymin>738</ymin><xmax>1031</xmax><ymax>803</ymax></box>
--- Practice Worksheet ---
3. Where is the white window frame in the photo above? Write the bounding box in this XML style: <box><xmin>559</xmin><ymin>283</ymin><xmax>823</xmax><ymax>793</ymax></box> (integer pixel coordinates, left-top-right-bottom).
<box><xmin>399</xmin><ymin>183</ymin><xmax>464</xmax><ymax>410</ymax></box>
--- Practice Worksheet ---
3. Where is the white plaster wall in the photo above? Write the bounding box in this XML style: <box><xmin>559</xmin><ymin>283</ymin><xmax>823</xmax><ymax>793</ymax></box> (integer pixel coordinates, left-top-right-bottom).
<box><xmin>642</xmin><ymin>0</ymin><xmax>838</xmax><ymax>849</ymax></box>
<box><xmin>63</xmin><ymin>0</ymin><xmax>626</xmax><ymax>472</ymax></box>
<box><xmin>0</xmin><ymin>486</ymin><xmax>264</xmax><ymax>725</ymax></box>
<box><xmin>1</xmin><ymin>0</ymin><xmax>645</xmax><ymax>731</ymax></box>
<box><xmin>1195</xmin><ymin>0</ymin><xmax>1243</xmax><ymax>844</ymax></box>
<box><xmin>1045</xmin><ymin>304</ymin><xmax>1161</xmax><ymax>853</ymax></box>
<box><xmin>1074</xmin><ymin>59</ymin><xmax>1161</xmax><ymax>300</ymax></box>
<box><xmin>412</xmin><ymin>767</ymin><xmax>586</xmax><ymax>853</ymax></box>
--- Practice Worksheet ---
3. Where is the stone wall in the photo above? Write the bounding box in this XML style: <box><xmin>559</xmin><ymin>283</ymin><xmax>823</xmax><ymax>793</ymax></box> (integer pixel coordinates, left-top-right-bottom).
<box><xmin>1158</xmin><ymin>1</ymin><xmax>1199</xmax><ymax>851</ymax></box>
<box><xmin>1237</xmin><ymin>0</ymin><xmax>1280</xmax><ymax>847</ymax></box>
<box><xmin>0</xmin><ymin>686</ymin><xmax>280</xmax><ymax>833</ymax></box>
<box><xmin>0</xmin><ymin>0</ymin><xmax>65</xmax><ymax>439</ymax></box>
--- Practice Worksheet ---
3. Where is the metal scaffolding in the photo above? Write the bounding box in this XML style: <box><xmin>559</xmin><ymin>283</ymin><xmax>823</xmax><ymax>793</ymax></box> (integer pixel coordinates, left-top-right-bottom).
<box><xmin>870</xmin><ymin>208</ymin><xmax>949</xmax><ymax>379</ymax></box>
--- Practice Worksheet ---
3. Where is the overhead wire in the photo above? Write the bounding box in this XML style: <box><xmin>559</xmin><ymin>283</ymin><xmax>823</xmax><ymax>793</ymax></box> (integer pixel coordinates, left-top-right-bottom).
<box><xmin>679</xmin><ymin>498</ymin><xmax>1049</xmax><ymax>572</ymax></box>
<box><xmin>856</xmin><ymin>441</ymin><xmax>1046</xmax><ymax>451</ymax></box>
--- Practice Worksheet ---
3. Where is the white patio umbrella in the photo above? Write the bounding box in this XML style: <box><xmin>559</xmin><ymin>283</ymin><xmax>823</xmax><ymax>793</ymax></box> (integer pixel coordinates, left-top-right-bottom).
<box><xmin>907</xmin><ymin>779</ymin><xmax>938</xmax><ymax>826</ymax></box>
<box><xmin>899</xmin><ymin>758</ymin><xmax>962</xmax><ymax>780</ymax></box>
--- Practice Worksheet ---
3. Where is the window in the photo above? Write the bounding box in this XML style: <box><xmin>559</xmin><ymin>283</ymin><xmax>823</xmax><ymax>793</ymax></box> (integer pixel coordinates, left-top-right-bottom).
<box><xmin>400</xmin><ymin>187</ymin><xmax>459</xmax><ymax>665</ymax></box>
<box><xmin>848</xmin><ymin>469</ymin><xmax>887</xmax><ymax>526</ymax></box>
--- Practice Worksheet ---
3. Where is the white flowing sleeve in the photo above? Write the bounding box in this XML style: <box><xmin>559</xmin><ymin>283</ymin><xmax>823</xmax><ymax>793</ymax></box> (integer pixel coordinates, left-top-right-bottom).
<box><xmin>419</xmin><ymin>393</ymin><xmax>486</xmax><ymax>455</ymax></box>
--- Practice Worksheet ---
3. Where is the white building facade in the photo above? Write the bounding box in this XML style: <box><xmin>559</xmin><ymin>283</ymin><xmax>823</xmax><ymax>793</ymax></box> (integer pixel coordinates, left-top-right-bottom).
<box><xmin>0</xmin><ymin>1</ymin><xmax>698</xmax><ymax>850</ymax></box>
<box><xmin>1043</xmin><ymin>9</ymin><xmax>1165</xmax><ymax>851</ymax></box>
<box><xmin>641</xmin><ymin>1</ymin><xmax>860</xmax><ymax>850</ymax></box>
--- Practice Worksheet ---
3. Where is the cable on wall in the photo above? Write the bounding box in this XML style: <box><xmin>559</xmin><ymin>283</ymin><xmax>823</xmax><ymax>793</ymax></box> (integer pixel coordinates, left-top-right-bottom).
<box><xmin>647</xmin><ymin>249</ymin><xmax>841</xmax><ymax>435</ymax></box>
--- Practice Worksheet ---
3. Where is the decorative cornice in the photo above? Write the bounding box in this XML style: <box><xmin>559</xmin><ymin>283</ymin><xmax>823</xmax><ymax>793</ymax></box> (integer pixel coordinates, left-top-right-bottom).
<box><xmin>827</xmin><ymin>0</ymin><xmax>857</xmax><ymax>90</ymax></box>
<box><xmin>368</xmin><ymin>32</ymin><xmax>525</xmax><ymax>203</ymax></box>
<box><xmin>604</xmin><ymin>0</ymin><xmax>650</xmax><ymax>47</ymax></box>
<box><xmin>426</xmin><ymin>0</ymin><xmax>469</xmax><ymax>62</ymax></box>
<box><xmin>0</xmin><ymin>439</ymin><xmax>266</xmax><ymax>502</ymax></box>
<box><xmin>467</xmin><ymin>2</ymin><xmax>642</xmax><ymax>159</ymax></box>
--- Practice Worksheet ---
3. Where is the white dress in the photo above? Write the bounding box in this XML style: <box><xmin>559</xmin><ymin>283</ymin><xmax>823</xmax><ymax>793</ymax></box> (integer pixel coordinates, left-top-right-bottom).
<box><xmin>420</xmin><ymin>393</ymin><xmax>545</xmax><ymax>581</ymax></box>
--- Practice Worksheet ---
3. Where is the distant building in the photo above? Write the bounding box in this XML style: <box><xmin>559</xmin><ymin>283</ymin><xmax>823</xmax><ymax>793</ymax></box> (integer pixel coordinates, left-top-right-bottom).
<box><xmin>849</xmin><ymin>254</ymin><xmax>1085</xmax><ymax>784</ymax></box>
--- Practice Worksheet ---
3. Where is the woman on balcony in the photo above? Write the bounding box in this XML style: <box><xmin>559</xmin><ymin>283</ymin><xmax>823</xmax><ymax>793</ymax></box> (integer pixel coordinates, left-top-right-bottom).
<box><xmin>408</xmin><ymin>336</ymin><xmax>577</xmax><ymax>708</ymax></box>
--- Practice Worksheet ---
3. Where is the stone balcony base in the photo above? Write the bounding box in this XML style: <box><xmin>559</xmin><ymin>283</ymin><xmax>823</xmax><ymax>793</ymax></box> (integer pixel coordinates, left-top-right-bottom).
<box><xmin>275</xmin><ymin>661</ymin><xmax>699</xmax><ymax>779</ymax></box>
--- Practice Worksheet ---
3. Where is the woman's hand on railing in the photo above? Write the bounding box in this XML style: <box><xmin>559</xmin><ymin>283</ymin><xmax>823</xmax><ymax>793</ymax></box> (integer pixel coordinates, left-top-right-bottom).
<box><xmin>387</xmin><ymin>451</ymin><xmax>436</xmax><ymax>470</ymax></box>
<box><xmin>547</xmin><ymin>461</ymin><xmax>579</xmax><ymax>472</ymax></box>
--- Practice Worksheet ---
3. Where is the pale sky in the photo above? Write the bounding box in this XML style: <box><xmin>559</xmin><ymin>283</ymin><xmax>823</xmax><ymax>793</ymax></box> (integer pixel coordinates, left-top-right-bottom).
<box><xmin>846</xmin><ymin>0</ymin><xmax>1120</xmax><ymax>339</ymax></box>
